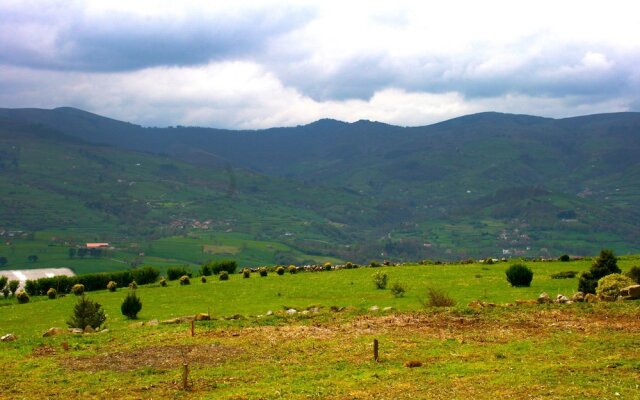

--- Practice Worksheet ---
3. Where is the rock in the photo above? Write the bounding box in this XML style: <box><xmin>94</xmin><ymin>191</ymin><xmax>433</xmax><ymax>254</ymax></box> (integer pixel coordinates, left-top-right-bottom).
<box><xmin>620</xmin><ymin>284</ymin><xmax>640</xmax><ymax>299</ymax></box>
<box><xmin>161</xmin><ymin>318</ymin><xmax>182</xmax><ymax>324</ymax></box>
<box><xmin>286</xmin><ymin>309</ymin><xmax>297</xmax><ymax>315</ymax></box>
<box><xmin>308</xmin><ymin>307</ymin><xmax>320</xmax><ymax>313</ymax></box>
<box><xmin>194</xmin><ymin>313</ymin><xmax>210</xmax><ymax>321</ymax></box>
<box><xmin>146</xmin><ymin>319</ymin><xmax>159</xmax><ymax>326</ymax></box>
<box><xmin>225</xmin><ymin>314</ymin><xmax>243</xmax><ymax>320</ymax></box>
<box><xmin>571</xmin><ymin>292</ymin><xmax>585</xmax><ymax>302</ymax></box>
<box><xmin>1</xmin><ymin>333</ymin><xmax>16</xmax><ymax>342</ymax></box>
<box><xmin>556</xmin><ymin>294</ymin><xmax>569</xmax><ymax>304</ymax></box>
<box><xmin>83</xmin><ymin>325</ymin><xmax>95</xmax><ymax>333</ymax></box>
<box><xmin>468</xmin><ymin>300</ymin><xmax>485</xmax><ymax>309</ymax></box>
<box><xmin>584</xmin><ymin>293</ymin><xmax>599</xmax><ymax>303</ymax></box>
<box><xmin>43</xmin><ymin>327</ymin><xmax>65</xmax><ymax>337</ymax></box>
<box><xmin>70</xmin><ymin>328</ymin><xmax>84</xmax><ymax>334</ymax></box>
<box><xmin>266</xmin><ymin>310</ymin><xmax>274</xmax><ymax>316</ymax></box>
<box><xmin>301</xmin><ymin>310</ymin><xmax>309</xmax><ymax>315</ymax></box>
<box><xmin>515</xmin><ymin>299</ymin><xmax>537</xmax><ymax>305</ymax></box>
<box><xmin>369</xmin><ymin>306</ymin><xmax>380</xmax><ymax>312</ymax></box>
<box><xmin>382</xmin><ymin>306</ymin><xmax>394</xmax><ymax>312</ymax></box>
<box><xmin>537</xmin><ymin>292</ymin><xmax>552</xmax><ymax>304</ymax></box>
<box><xmin>98</xmin><ymin>329</ymin><xmax>109</xmax><ymax>334</ymax></box>
<box><xmin>129</xmin><ymin>321</ymin><xmax>145</xmax><ymax>328</ymax></box>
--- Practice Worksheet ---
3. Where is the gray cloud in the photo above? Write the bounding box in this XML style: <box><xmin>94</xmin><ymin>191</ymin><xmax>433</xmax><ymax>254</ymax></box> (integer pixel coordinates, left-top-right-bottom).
<box><xmin>0</xmin><ymin>3</ymin><xmax>314</xmax><ymax>71</ymax></box>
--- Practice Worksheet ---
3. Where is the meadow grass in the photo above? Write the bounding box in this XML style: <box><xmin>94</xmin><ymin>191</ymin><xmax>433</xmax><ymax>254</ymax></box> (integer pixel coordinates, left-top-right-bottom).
<box><xmin>1</xmin><ymin>259</ymin><xmax>639</xmax><ymax>399</ymax></box>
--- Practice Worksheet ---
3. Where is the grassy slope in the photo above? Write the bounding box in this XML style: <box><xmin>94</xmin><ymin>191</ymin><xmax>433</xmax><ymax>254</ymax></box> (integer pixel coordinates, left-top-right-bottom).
<box><xmin>1</xmin><ymin>258</ymin><xmax>639</xmax><ymax>398</ymax></box>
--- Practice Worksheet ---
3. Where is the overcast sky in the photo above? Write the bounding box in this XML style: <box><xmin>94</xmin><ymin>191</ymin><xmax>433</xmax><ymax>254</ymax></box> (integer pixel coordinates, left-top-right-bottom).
<box><xmin>1</xmin><ymin>0</ymin><xmax>639</xmax><ymax>129</ymax></box>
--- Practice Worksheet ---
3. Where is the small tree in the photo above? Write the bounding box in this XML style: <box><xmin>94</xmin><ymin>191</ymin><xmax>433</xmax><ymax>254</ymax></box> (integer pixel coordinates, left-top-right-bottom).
<box><xmin>391</xmin><ymin>282</ymin><xmax>405</xmax><ymax>298</ymax></box>
<box><xmin>8</xmin><ymin>280</ymin><xmax>19</xmax><ymax>296</ymax></box>
<box><xmin>121</xmin><ymin>291</ymin><xmax>142</xmax><ymax>319</ymax></box>
<box><xmin>505</xmin><ymin>264</ymin><xmax>533</xmax><ymax>287</ymax></box>
<box><xmin>128</xmin><ymin>281</ymin><xmax>138</xmax><ymax>290</ymax></box>
<box><xmin>578</xmin><ymin>249</ymin><xmax>621</xmax><ymax>294</ymax></box>
<box><xmin>559</xmin><ymin>254</ymin><xmax>570</xmax><ymax>262</ymax></box>
<box><xmin>67</xmin><ymin>295</ymin><xmax>106</xmax><ymax>329</ymax></box>
<box><xmin>373</xmin><ymin>271</ymin><xmax>388</xmax><ymax>289</ymax></box>
<box><xmin>0</xmin><ymin>276</ymin><xmax>7</xmax><ymax>291</ymax></box>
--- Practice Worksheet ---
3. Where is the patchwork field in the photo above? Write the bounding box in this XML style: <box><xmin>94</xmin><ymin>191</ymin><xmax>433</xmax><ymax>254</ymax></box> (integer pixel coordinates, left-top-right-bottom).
<box><xmin>1</xmin><ymin>259</ymin><xmax>639</xmax><ymax>399</ymax></box>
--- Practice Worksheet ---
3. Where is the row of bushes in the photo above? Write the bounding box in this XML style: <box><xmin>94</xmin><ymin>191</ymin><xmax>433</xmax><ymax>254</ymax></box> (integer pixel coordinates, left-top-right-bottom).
<box><xmin>24</xmin><ymin>266</ymin><xmax>160</xmax><ymax>296</ymax></box>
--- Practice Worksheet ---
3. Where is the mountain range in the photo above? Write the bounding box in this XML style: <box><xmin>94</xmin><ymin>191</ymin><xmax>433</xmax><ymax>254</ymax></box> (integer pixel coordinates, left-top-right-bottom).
<box><xmin>1</xmin><ymin>107</ymin><xmax>639</xmax><ymax>262</ymax></box>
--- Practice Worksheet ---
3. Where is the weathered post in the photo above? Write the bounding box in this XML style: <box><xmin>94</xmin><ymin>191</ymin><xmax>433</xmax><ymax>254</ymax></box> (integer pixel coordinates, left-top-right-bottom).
<box><xmin>373</xmin><ymin>338</ymin><xmax>379</xmax><ymax>362</ymax></box>
<box><xmin>182</xmin><ymin>363</ymin><xmax>189</xmax><ymax>390</ymax></box>
<box><xmin>191</xmin><ymin>320</ymin><xmax>195</xmax><ymax>337</ymax></box>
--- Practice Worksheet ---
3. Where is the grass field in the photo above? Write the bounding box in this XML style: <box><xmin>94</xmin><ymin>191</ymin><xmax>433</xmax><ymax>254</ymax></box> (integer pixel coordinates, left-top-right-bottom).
<box><xmin>1</xmin><ymin>258</ymin><xmax>639</xmax><ymax>398</ymax></box>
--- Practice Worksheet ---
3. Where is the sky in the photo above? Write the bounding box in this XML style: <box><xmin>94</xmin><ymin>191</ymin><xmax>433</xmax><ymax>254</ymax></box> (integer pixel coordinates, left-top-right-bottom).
<box><xmin>1</xmin><ymin>0</ymin><xmax>639</xmax><ymax>129</ymax></box>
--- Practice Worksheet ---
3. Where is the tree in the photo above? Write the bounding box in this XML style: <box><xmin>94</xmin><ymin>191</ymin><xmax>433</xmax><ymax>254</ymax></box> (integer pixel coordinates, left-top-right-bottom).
<box><xmin>67</xmin><ymin>295</ymin><xmax>106</xmax><ymax>329</ymax></box>
<box><xmin>8</xmin><ymin>280</ymin><xmax>19</xmax><ymax>296</ymax></box>
<box><xmin>27</xmin><ymin>255</ymin><xmax>38</xmax><ymax>263</ymax></box>
<box><xmin>0</xmin><ymin>276</ymin><xmax>7</xmax><ymax>291</ymax></box>
<box><xmin>578</xmin><ymin>249</ymin><xmax>621</xmax><ymax>294</ymax></box>
<box><xmin>0</xmin><ymin>256</ymin><xmax>7</xmax><ymax>267</ymax></box>
<box><xmin>121</xmin><ymin>291</ymin><xmax>142</xmax><ymax>319</ymax></box>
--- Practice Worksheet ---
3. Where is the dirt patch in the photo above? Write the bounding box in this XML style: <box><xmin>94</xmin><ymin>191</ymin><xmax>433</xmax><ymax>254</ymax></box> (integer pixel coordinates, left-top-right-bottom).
<box><xmin>32</xmin><ymin>344</ymin><xmax>56</xmax><ymax>357</ymax></box>
<box><xmin>62</xmin><ymin>344</ymin><xmax>242</xmax><ymax>372</ymax></box>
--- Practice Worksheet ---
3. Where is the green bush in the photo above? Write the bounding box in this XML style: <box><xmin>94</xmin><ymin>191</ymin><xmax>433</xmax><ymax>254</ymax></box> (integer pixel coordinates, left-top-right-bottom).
<box><xmin>559</xmin><ymin>254</ymin><xmax>571</xmax><ymax>262</ymax></box>
<box><xmin>202</xmin><ymin>260</ymin><xmax>238</xmax><ymax>275</ymax></box>
<box><xmin>107</xmin><ymin>281</ymin><xmax>117</xmax><ymax>292</ymax></box>
<box><xmin>200</xmin><ymin>264</ymin><xmax>212</xmax><ymax>276</ymax></box>
<box><xmin>121</xmin><ymin>291</ymin><xmax>142</xmax><ymax>319</ymax></box>
<box><xmin>505</xmin><ymin>264</ymin><xmax>533</xmax><ymax>287</ymax></box>
<box><xmin>323</xmin><ymin>262</ymin><xmax>332</xmax><ymax>271</ymax></box>
<box><xmin>159</xmin><ymin>277</ymin><xmax>167</xmax><ymax>287</ymax></box>
<box><xmin>345</xmin><ymin>262</ymin><xmax>353</xmax><ymax>269</ymax></box>
<box><xmin>47</xmin><ymin>288</ymin><xmax>57</xmax><ymax>299</ymax></box>
<box><xmin>423</xmin><ymin>288</ymin><xmax>455</xmax><ymax>307</ymax></box>
<box><xmin>167</xmin><ymin>266</ymin><xmax>192</xmax><ymax>281</ymax></box>
<box><xmin>71</xmin><ymin>284</ymin><xmax>85</xmax><ymax>296</ymax></box>
<box><xmin>484</xmin><ymin>257</ymin><xmax>494</xmax><ymax>265</ymax></box>
<box><xmin>16</xmin><ymin>290</ymin><xmax>30</xmax><ymax>304</ymax></box>
<box><xmin>259</xmin><ymin>267</ymin><xmax>268</xmax><ymax>277</ymax></box>
<box><xmin>8</xmin><ymin>280</ymin><xmax>19</xmax><ymax>296</ymax></box>
<box><xmin>373</xmin><ymin>271</ymin><xmax>388</xmax><ymax>289</ymax></box>
<box><xmin>370</xmin><ymin>261</ymin><xmax>381</xmax><ymax>268</ymax></box>
<box><xmin>201</xmin><ymin>276</ymin><xmax>207</xmax><ymax>283</ymax></box>
<box><xmin>128</xmin><ymin>281</ymin><xmax>138</xmax><ymax>290</ymax></box>
<box><xmin>391</xmin><ymin>282</ymin><xmax>405</xmax><ymax>298</ymax></box>
<box><xmin>288</xmin><ymin>265</ymin><xmax>297</xmax><ymax>274</ymax></box>
<box><xmin>625</xmin><ymin>266</ymin><xmax>640</xmax><ymax>284</ymax></box>
<box><xmin>578</xmin><ymin>249</ymin><xmax>621</xmax><ymax>294</ymax></box>
<box><xmin>550</xmin><ymin>271</ymin><xmax>577</xmax><ymax>279</ymax></box>
<box><xmin>596</xmin><ymin>274</ymin><xmax>635</xmax><ymax>299</ymax></box>
<box><xmin>242</xmin><ymin>268</ymin><xmax>251</xmax><ymax>278</ymax></box>
<box><xmin>67</xmin><ymin>295</ymin><xmax>106</xmax><ymax>329</ymax></box>
<box><xmin>179</xmin><ymin>275</ymin><xmax>190</xmax><ymax>285</ymax></box>
<box><xmin>131</xmin><ymin>266</ymin><xmax>159</xmax><ymax>285</ymax></box>
<box><xmin>219</xmin><ymin>271</ymin><xmax>229</xmax><ymax>281</ymax></box>
<box><xmin>0</xmin><ymin>276</ymin><xmax>7</xmax><ymax>291</ymax></box>
<box><xmin>276</xmin><ymin>266</ymin><xmax>285</xmax><ymax>275</ymax></box>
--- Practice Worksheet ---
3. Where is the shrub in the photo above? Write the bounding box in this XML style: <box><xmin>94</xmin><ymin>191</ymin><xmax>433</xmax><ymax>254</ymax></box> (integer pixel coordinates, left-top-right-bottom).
<box><xmin>505</xmin><ymin>264</ymin><xmax>533</xmax><ymax>287</ymax></box>
<box><xmin>128</xmin><ymin>281</ymin><xmax>138</xmax><ymax>290</ymax></box>
<box><xmin>159</xmin><ymin>277</ymin><xmax>167</xmax><ymax>287</ymax></box>
<box><xmin>242</xmin><ymin>268</ymin><xmax>251</xmax><ymax>278</ymax></box>
<box><xmin>179</xmin><ymin>275</ymin><xmax>190</xmax><ymax>285</ymax></box>
<box><xmin>47</xmin><ymin>288</ymin><xmax>57</xmax><ymax>299</ymax></box>
<box><xmin>259</xmin><ymin>267</ymin><xmax>268</xmax><ymax>277</ymax></box>
<box><xmin>121</xmin><ymin>291</ymin><xmax>142</xmax><ymax>319</ymax></box>
<box><xmin>391</xmin><ymin>282</ymin><xmax>405</xmax><ymax>298</ymax></box>
<box><xmin>578</xmin><ymin>249</ymin><xmax>621</xmax><ymax>294</ymax></box>
<box><xmin>484</xmin><ymin>257</ymin><xmax>494</xmax><ymax>265</ymax></box>
<box><xmin>373</xmin><ymin>271</ymin><xmax>388</xmax><ymax>289</ymax></box>
<box><xmin>200</xmin><ymin>264</ymin><xmax>212</xmax><ymax>276</ymax></box>
<box><xmin>345</xmin><ymin>262</ymin><xmax>353</xmax><ymax>269</ymax></box>
<box><xmin>276</xmin><ymin>266</ymin><xmax>285</xmax><ymax>275</ymax></box>
<box><xmin>8</xmin><ymin>280</ymin><xmax>19</xmax><ymax>296</ymax></box>
<box><xmin>625</xmin><ymin>266</ymin><xmax>640</xmax><ymax>284</ymax></box>
<box><xmin>67</xmin><ymin>295</ymin><xmax>106</xmax><ymax>329</ymax></box>
<box><xmin>131</xmin><ymin>266</ymin><xmax>159</xmax><ymax>285</ymax></box>
<box><xmin>71</xmin><ymin>284</ymin><xmax>85</xmax><ymax>296</ymax></box>
<box><xmin>323</xmin><ymin>262</ymin><xmax>332</xmax><ymax>271</ymax></box>
<box><xmin>202</xmin><ymin>260</ymin><xmax>238</xmax><ymax>275</ymax></box>
<box><xmin>550</xmin><ymin>271</ymin><xmax>577</xmax><ymax>279</ymax></box>
<box><xmin>107</xmin><ymin>281</ymin><xmax>117</xmax><ymax>292</ymax></box>
<box><xmin>423</xmin><ymin>288</ymin><xmax>455</xmax><ymax>307</ymax></box>
<box><xmin>559</xmin><ymin>254</ymin><xmax>570</xmax><ymax>262</ymax></box>
<box><xmin>288</xmin><ymin>265</ymin><xmax>297</xmax><ymax>274</ymax></box>
<box><xmin>370</xmin><ymin>261</ymin><xmax>381</xmax><ymax>268</ymax></box>
<box><xmin>219</xmin><ymin>271</ymin><xmax>229</xmax><ymax>281</ymax></box>
<box><xmin>201</xmin><ymin>276</ymin><xmax>207</xmax><ymax>283</ymax></box>
<box><xmin>16</xmin><ymin>290</ymin><xmax>29</xmax><ymax>304</ymax></box>
<box><xmin>0</xmin><ymin>276</ymin><xmax>7</xmax><ymax>291</ymax></box>
<box><xmin>596</xmin><ymin>274</ymin><xmax>635</xmax><ymax>299</ymax></box>
<box><xmin>167</xmin><ymin>266</ymin><xmax>192</xmax><ymax>281</ymax></box>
